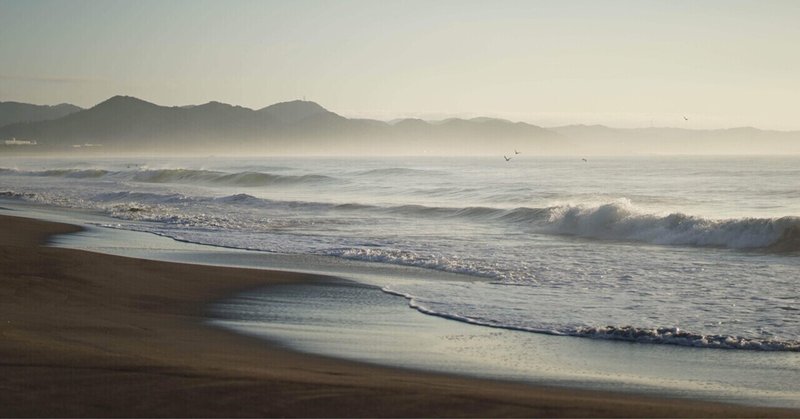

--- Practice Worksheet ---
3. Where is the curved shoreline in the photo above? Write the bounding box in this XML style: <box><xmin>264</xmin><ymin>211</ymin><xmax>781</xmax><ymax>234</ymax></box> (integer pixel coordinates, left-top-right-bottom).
<box><xmin>0</xmin><ymin>213</ymin><xmax>796</xmax><ymax>417</ymax></box>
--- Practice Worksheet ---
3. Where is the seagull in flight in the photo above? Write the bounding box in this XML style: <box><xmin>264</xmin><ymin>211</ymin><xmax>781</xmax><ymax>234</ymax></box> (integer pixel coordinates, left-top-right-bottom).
<box><xmin>683</xmin><ymin>116</ymin><xmax>689</xmax><ymax>121</ymax></box>
<box><xmin>514</xmin><ymin>149</ymin><xmax>521</xmax><ymax>155</ymax></box>
<box><xmin>504</xmin><ymin>155</ymin><xmax>512</xmax><ymax>162</ymax></box>
<box><xmin>582</xmin><ymin>158</ymin><xmax>588</xmax><ymax>162</ymax></box>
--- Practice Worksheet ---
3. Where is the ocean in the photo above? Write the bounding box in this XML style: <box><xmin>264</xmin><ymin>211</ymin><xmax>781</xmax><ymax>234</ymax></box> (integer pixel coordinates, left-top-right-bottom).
<box><xmin>1</xmin><ymin>155</ymin><xmax>799</xmax><ymax>353</ymax></box>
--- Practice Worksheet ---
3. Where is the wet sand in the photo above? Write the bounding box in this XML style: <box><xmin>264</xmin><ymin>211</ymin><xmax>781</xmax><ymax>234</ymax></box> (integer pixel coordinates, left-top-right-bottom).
<box><xmin>0</xmin><ymin>213</ymin><xmax>795</xmax><ymax>417</ymax></box>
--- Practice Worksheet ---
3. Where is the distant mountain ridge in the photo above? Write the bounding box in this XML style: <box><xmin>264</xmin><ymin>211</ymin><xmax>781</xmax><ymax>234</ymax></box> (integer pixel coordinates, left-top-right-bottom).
<box><xmin>0</xmin><ymin>101</ymin><xmax>82</xmax><ymax>127</ymax></box>
<box><xmin>1</xmin><ymin>96</ymin><xmax>798</xmax><ymax>155</ymax></box>
<box><xmin>0</xmin><ymin>96</ymin><xmax>564</xmax><ymax>154</ymax></box>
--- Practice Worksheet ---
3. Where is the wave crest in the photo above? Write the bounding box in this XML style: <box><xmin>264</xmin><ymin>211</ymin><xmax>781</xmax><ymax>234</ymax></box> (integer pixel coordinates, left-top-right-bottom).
<box><xmin>543</xmin><ymin>200</ymin><xmax>800</xmax><ymax>251</ymax></box>
<box><xmin>343</xmin><ymin>200</ymin><xmax>800</xmax><ymax>251</ymax></box>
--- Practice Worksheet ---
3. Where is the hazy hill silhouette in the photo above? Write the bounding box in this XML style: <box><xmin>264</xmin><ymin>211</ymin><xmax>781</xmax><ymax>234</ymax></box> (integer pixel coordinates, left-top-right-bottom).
<box><xmin>2</xmin><ymin>96</ymin><xmax>796</xmax><ymax>155</ymax></box>
<box><xmin>0</xmin><ymin>96</ymin><xmax>563</xmax><ymax>154</ymax></box>
<box><xmin>259</xmin><ymin>100</ymin><xmax>331</xmax><ymax>124</ymax></box>
<box><xmin>0</xmin><ymin>101</ymin><xmax>82</xmax><ymax>127</ymax></box>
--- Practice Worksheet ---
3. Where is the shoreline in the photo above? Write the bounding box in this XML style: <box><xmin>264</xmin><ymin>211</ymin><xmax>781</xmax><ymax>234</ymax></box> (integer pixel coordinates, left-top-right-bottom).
<box><xmin>1</xmin><ymin>213</ymin><xmax>796</xmax><ymax>417</ymax></box>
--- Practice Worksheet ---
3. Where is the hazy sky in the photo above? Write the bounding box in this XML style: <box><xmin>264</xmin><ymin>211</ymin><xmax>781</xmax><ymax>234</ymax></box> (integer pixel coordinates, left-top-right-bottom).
<box><xmin>1</xmin><ymin>0</ymin><xmax>799</xmax><ymax>129</ymax></box>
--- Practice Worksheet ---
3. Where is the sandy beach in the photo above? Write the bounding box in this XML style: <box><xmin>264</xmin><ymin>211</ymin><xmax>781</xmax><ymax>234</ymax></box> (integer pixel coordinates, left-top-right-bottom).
<box><xmin>0</xmin><ymin>213</ymin><xmax>796</xmax><ymax>417</ymax></box>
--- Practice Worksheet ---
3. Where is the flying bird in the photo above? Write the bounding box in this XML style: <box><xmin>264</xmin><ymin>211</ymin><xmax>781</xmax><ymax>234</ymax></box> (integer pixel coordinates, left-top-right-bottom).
<box><xmin>582</xmin><ymin>158</ymin><xmax>588</xmax><ymax>162</ymax></box>
<box><xmin>683</xmin><ymin>116</ymin><xmax>689</xmax><ymax>121</ymax></box>
<box><xmin>514</xmin><ymin>149</ymin><xmax>521</xmax><ymax>155</ymax></box>
<box><xmin>504</xmin><ymin>155</ymin><xmax>512</xmax><ymax>162</ymax></box>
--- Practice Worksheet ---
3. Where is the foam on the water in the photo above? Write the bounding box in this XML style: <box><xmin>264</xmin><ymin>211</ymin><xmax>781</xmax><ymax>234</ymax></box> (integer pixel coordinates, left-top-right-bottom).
<box><xmin>383</xmin><ymin>286</ymin><xmax>800</xmax><ymax>352</ymax></box>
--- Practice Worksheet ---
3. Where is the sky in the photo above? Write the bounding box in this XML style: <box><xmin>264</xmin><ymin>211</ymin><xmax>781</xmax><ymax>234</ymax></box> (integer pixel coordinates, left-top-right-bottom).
<box><xmin>1</xmin><ymin>0</ymin><xmax>799</xmax><ymax>129</ymax></box>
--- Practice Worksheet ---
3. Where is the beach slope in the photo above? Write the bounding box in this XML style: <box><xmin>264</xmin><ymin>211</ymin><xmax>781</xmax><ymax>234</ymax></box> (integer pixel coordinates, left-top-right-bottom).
<box><xmin>0</xmin><ymin>214</ymin><xmax>794</xmax><ymax>417</ymax></box>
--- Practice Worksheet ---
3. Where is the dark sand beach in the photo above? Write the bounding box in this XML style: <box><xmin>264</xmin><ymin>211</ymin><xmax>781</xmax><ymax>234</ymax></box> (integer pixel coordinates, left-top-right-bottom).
<box><xmin>1</xmin><ymin>213</ymin><xmax>796</xmax><ymax>417</ymax></box>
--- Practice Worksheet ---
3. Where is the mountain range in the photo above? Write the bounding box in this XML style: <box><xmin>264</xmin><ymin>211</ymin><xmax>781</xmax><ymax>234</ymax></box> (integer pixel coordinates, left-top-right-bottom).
<box><xmin>0</xmin><ymin>101</ymin><xmax>83</xmax><ymax>127</ymax></box>
<box><xmin>1</xmin><ymin>96</ymin><xmax>798</xmax><ymax>155</ymax></box>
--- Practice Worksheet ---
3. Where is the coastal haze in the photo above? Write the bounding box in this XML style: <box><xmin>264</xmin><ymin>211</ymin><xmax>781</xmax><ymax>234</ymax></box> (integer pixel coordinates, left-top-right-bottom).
<box><xmin>2</xmin><ymin>95</ymin><xmax>800</xmax><ymax>155</ymax></box>
<box><xmin>2</xmin><ymin>0</ymin><xmax>800</xmax><ymax>417</ymax></box>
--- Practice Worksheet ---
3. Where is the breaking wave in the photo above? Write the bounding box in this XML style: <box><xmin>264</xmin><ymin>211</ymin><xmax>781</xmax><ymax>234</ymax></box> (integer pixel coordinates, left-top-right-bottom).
<box><xmin>366</xmin><ymin>200</ymin><xmax>800</xmax><ymax>252</ymax></box>
<box><xmin>540</xmin><ymin>200</ymin><xmax>800</xmax><ymax>251</ymax></box>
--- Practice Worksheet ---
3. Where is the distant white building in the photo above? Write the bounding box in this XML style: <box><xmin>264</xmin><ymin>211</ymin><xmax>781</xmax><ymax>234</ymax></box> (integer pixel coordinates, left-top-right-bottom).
<box><xmin>4</xmin><ymin>138</ymin><xmax>37</xmax><ymax>146</ymax></box>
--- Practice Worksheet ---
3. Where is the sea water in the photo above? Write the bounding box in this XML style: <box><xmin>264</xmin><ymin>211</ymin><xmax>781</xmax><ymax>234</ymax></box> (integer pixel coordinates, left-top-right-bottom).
<box><xmin>1</xmin><ymin>155</ymin><xmax>799</xmax><ymax>352</ymax></box>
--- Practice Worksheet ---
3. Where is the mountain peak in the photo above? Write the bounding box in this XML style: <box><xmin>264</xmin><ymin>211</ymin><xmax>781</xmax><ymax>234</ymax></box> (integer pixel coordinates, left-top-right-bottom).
<box><xmin>93</xmin><ymin>95</ymin><xmax>158</xmax><ymax>110</ymax></box>
<box><xmin>267</xmin><ymin>99</ymin><xmax>326</xmax><ymax>108</ymax></box>
<box><xmin>258</xmin><ymin>100</ymin><xmax>332</xmax><ymax>124</ymax></box>
<box><xmin>196</xmin><ymin>100</ymin><xmax>241</xmax><ymax>110</ymax></box>
<box><xmin>392</xmin><ymin>118</ymin><xmax>429</xmax><ymax>126</ymax></box>
<box><xmin>52</xmin><ymin>103</ymin><xmax>82</xmax><ymax>111</ymax></box>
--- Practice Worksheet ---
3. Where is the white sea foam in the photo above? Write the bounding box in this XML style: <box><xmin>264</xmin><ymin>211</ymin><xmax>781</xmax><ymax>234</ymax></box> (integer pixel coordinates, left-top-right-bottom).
<box><xmin>382</xmin><ymin>287</ymin><xmax>800</xmax><ymax>352</ymax></box>
<box><xmin>323</xmin><ymin>248</ymin><xmax>495</xmax><ymax>278</ymax></box>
